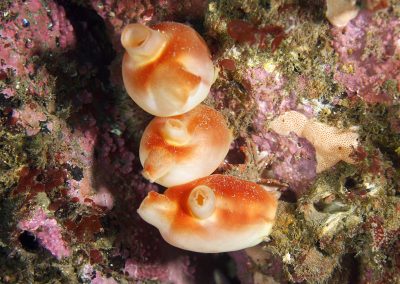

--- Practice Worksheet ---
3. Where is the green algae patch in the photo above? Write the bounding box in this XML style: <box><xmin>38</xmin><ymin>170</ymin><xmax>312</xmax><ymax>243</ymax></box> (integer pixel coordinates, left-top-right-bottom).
<box><xmin>0</xmin><ymin>130</ymin><xmax>26</xmax><ymax>191</ymax></box>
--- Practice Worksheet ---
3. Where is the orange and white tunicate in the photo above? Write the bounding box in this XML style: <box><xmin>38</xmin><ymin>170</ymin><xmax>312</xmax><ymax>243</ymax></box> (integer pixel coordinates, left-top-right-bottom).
<box><xmin>137</xmin><ymin>174</ymin><xmax>278</xmax><ymax>253</ymax></box>
<box><xmin>139</xmin><ymin>104</ymin><xmax>232</xmax><ymax>187</ymax></box>
<box><xmin>121</xmin><ymin>22</ymin><xmax>216</xmax><ymax>117</ymax></box>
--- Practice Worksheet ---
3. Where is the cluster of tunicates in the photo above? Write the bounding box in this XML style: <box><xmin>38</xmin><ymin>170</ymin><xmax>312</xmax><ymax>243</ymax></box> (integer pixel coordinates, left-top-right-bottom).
<box><xmin>121</xmin><ymin>22</ymin><xmax>278</xmax><ymax>253</ymax></box>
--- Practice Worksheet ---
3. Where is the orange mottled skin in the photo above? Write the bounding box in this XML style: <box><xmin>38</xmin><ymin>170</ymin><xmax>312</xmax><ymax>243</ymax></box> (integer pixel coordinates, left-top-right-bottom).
<box><xmin>140</xmin><ymin>105</ymin><xmax>231</xmax><ymax>165</ymax></box>
<box><xmin>163</xmin><ymin>175</ymin><xmax>277</xmax><ymax>237</ymax></box>
<box><xmin>123</xmin><ymin>22</ymin><xmax>210</xmax><ymax>100</ymax></box>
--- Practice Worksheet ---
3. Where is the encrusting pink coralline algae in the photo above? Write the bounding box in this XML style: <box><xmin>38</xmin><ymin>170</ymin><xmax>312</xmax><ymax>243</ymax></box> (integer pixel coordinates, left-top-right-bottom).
<box><xmin>18</xmin><ymin>208</ymin><xmax>70</xmax><ymax>260</ymax></box>
<box><xmin>252</xmin><ymin>132</ymin><xmax>317</xmax><ymax>197</ymax></box>
<box><xmin>242</xmin><ymin>67</ymin><xmax>317</xmax><ymax>196</ymax></box>
<box><xmin>0</xmin><ymin>0</ymin><xmax>75</xmax><ymax>77</ymax></box>
<box><xmin>124</xmin><ymin>256</ymin><xmax>192</xmax><ymax>283</ymax></box>
<box><xmin>244</xmin><ymin>67</ymin><xmax>298</xmax><ymax>131</ymax></box>
<box><xmin>332</xmin><ymin>10</ymin><xmax>400</xmax><ymax>104</ymax></box>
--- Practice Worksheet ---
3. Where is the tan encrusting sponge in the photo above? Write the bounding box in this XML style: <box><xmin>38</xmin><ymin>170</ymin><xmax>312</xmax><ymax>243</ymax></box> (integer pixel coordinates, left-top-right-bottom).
<box><xmin>269</xmin><ymin>111</ymin><xmax>359</xmax><ymax>172</ymax></box>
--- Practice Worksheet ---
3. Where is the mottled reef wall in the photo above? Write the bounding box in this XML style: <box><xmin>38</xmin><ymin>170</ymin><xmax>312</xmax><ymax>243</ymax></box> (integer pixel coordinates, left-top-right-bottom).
<box><xmin>0</xmin><ymin>0</ymin><xmax>399</xmax><ymax>283</ymax></box>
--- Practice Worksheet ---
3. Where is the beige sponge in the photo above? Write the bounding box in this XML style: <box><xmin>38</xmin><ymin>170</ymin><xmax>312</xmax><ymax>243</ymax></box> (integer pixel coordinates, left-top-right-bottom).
<box><xmin>268</xmin><ymin>110</ymin><xmax>309</xmax><ymax>136</ymax></box>
<box><xmin>326</xmin><ymin>0</ymin><xmax>359</xmax><ymax>28</ymax></box>
<box><xmin>269</xmin><ymin>111</ymin><xmax>359</xmax><ymax>173</ymax></box>
<box><xmin>302</xmin><ymin>120</ymin><xmax>359</xmax><ymax>172</ymax></box>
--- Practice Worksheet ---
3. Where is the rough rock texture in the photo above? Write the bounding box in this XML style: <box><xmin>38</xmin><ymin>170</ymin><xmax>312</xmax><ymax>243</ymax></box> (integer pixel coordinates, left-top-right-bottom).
<box><xmin>0</xmin><ymin>0</ymin><xmax>399</xmax><ymax>283</ymax></box>
<box><xmin>332</xmin><ymin>10</ymin><xmax>400</xmax><ymax>105</ymax></box>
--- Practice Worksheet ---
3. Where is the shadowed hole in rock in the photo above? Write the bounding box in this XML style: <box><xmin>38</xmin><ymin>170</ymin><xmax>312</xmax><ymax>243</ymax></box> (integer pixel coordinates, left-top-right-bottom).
<box><xmin>19</xmin><ymin>230</ymin><xmax>39</xmax><ymax>251</ymax></box>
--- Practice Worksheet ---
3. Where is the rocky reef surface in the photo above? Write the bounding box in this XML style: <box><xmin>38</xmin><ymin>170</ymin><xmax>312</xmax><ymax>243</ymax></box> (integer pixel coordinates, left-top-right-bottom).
<box><xmin>0</xmin><ymin>0</ymin><xmax>399</xmax><ymax>283</ymax></box>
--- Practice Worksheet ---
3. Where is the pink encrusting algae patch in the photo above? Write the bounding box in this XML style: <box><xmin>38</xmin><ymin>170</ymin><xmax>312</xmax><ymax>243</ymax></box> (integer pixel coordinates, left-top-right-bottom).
<box><xmin>18</xmin><ymin>208</ymin><xmax>70</xmax><ymax>260</ymax></box>
<box><xmin>241</xmin><ymin>66</ymin><xmax>317</xmax><ymax>196</ymax></box>
<box><xmin>124</xmin><ymin>256</ymin><xmax>192</xmax><ymax>283</ymax></box>
<box><xmin>244</xmin><ymin>67</ymin><xmax>297</xmax><ymax>131</ymax></box>
<box><xmin>0</xmin><ymin>0</ymin><xmax>75</xmax><ymax>76</ymax></box>
<box><xmin>253</xmin><ymin>132</ymin><xmax>317</xmax><ymax>196</ymax></box>
<box><xmin>332</xmin><ymin>11</ymin><xmax>400</xmax><ymax>104</ymax></box>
